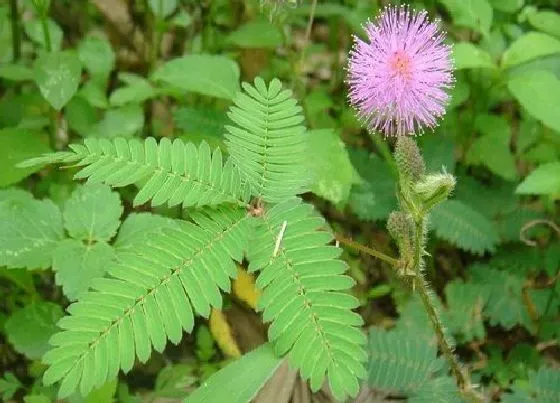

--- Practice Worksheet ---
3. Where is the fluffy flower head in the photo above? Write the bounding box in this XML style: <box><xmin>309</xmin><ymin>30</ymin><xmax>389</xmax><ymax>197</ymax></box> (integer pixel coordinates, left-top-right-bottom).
<box><xmin>347</xmin><ymin>6</ymin><xmax>454</xmax><ymax>136</ymax></box>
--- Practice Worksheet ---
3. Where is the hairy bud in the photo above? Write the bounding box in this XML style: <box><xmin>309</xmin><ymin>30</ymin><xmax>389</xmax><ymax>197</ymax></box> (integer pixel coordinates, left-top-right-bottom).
<box><xmin>394</xmin><ymin>136</ymin><xmax>425</xmax><ymax>185</ymax></box>
<box><xmin>387</xmin><ymin>211</ymin><xmax>415</xmax><ymax>274</ymax></box>
<box><xmin>387</xmin><ymin>211</ymin><xmax>411</xmax><ymax>242</ymax></box>
<box><xmin>414</xmin><ymin>173</ymin><xmax>456</xmax><ymax>211</ymax></box>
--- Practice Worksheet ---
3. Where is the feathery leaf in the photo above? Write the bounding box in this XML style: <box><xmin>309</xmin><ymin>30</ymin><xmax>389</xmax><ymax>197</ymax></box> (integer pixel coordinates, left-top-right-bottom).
<box><xmin>247</xmin><ymin>199</ymin><xmax>366</xmax><ymax>400</ymax></box>
<box><xmin>43</xmin><ymin>207</ymin><xmax>252</xmax><ymax>398</ymax></box>
<box><xmin>368</xmin><ymin>327</ymin><xmax>442</xmax><ymax>394</ymax></box>
<box><xmin>225</xmin><ymin>77</ymin><xmax>309</xmax><ymax>202</ymax></box>
<box><xmin>20</xmin><ymin>138</ymin><xmax>251</xmax><ymax>208</ymax></box>
<box><xmin>430</xmin><ymin>200</ymin><xmax>500</xmax><ymax>254</ymax></box>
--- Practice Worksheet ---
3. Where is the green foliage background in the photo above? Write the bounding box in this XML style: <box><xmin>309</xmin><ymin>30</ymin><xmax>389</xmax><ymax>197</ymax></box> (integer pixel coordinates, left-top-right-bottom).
<box><xmin>0</xmin><ymin>0</ymin><xmax>559</xmax><ymax>402</ymax></box>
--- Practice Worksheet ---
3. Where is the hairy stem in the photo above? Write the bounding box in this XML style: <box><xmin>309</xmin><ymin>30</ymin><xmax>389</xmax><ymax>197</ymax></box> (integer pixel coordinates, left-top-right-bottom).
<box><xmin>335</xmin><ymin>233</ymin><xmax>399</xmax><ymax>266</ymax></box>
<box><xmin>413</xmin><ymin>219</ymin><xmax>423</xmax><ymax>287</ymax></box>
<box><xmin>413</xmin><ymin>216</ymin><xmax>481</xmax><ymax>402</ymax></box>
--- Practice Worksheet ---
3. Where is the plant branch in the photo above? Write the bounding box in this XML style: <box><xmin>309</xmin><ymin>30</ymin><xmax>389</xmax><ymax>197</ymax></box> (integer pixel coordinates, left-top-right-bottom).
<box><xmin>38</xmin><ymin>9</ymin><xmax>59</xmax><ymax>149</ymax></box>
<box><xmin>520</xmin><ymin>219</ymin><xmax>560</xmax><ymax>247</ymax></box>
<box><xmin>147</xmin><ymin>0</ymin><xmax>163</xmax><ymax>72</ymax></box>
<box><xmin>334</xmin><ymin>233</ymin><xmax>399</xmax><ymax>266</ymax></box>
<box><xmin>10</xmin><ymin>0</ymin><xmax>21</xmax><ymax>62</ymax></box>
<box><xmin>299</xmin><ymin>0</ymin><xmax>317</xmax><ymax>64</ymax></box>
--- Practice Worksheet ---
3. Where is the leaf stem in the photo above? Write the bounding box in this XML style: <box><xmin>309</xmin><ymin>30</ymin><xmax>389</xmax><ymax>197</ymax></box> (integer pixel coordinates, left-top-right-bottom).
<box><xmin>334</xmin><ymin>233</ymin><xmax>399</xmax><ymax>266</ymax></box>
<box><xmin>40</xmin><ymin>16</ymin><xmax>52</xmax><ymax>53</ymax></box>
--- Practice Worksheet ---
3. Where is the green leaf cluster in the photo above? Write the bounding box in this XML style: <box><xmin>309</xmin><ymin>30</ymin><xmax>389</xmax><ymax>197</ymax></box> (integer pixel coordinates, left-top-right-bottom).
<box><xmin>17</xmin><ymin>78</ymin><xmax>366</xmax><ymax>400</ymax></box>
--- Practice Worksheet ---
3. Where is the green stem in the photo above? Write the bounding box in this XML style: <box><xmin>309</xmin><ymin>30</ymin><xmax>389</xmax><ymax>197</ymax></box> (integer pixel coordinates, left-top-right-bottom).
<box><xmin>299</xmin><ymin>0</ymin><xmax>317</xmax><ymax>65</ymax></box>
<box><xmin>39</xmin><ymin>11</ymin><xmax>58</xmax><ymax>149</ymax></box>
<box><xmin>372</xmin><ymin>134</ymin><xmax>398</xmax><ymax>177</ymax></box>
<box><xmin>335</xmin><ymin>233</ymin><xmax>399</xmax><ymax>266</ymax></box>
<box><xmin>412</xmin><ymin>216</ymin><xmax>481</xmax><ymax>402</ymax></box>
<box><xmin>40</xmin><ymin>16</ymin><xmax>52</xmax><ymax>53</ymax></box>
<box><xmin>150</xmin><ymin>0</ymin><xmax>164</xmax><ymax>72</ymax></box>
<box><xmin>10</xmin><ymin>0</ymin><xmax>21</xmax><ymax>62</ymax></box>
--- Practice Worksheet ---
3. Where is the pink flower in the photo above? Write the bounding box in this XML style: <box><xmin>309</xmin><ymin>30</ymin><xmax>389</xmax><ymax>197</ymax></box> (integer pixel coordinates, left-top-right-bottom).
<box><xmin>347</xmin><ymin>6</ymin><xmax>454</xmax><ymax>136</ymax></box>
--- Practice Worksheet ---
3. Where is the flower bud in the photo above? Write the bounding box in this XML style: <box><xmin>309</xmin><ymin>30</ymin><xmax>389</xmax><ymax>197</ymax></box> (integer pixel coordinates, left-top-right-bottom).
<box><xmin>394</xmin><ymin>136</ymin><xmax>425</xmax><ymax>185</ymax></box>
<box><xmin>387</xmin><ymin>211</ymin><xmax>415</xmax><ymax>268</ymax></box>
<box><xmin>387</xmin><ymin>211</ymin><xmax>411</xmax><ymax>242</ymax></box>
<box><xmin>414</xmin><ymin>173</ymin><xmax>456</xmax><ymax>211</ymax></box>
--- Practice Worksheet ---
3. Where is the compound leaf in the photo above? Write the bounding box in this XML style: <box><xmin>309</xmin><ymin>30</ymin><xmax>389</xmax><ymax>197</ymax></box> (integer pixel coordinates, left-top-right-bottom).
<box><xmin>20</xmin><ymin>138</ymin><xmax>251</xmax><ymax>209</ymax></box>
<box><xmin>409</xmin><ymin>376</ymin><xmax>463</xmax><ymax>403</ymax></box>
<box><xmin>531</xmin><ymin>367</ymin><xmax>560</xmax><ymax>403</ymax></box>
<box><xmin>114</xmin><ymin>213</ymin><xmax>180</xmax><ymax>252</ymax></box>
<box><xmin>367</xmin><ymin>327</ymin><xmax>441</xmax><ymax>393</ymax></box>
<box><xmin>430</xmin><ymin>200</ymin><xmax>500</xmax><ymax>254</ymax></box>
<box><xmin>444</xmin><ymin>280</ymin><xmax>487</xmax><ymax>342</ymax></box>
<box><xmin>247</xmin><ymin>199</ymin><xmax>366</xmax><ymax>401</ymax></box>
<box><xmin>469</xmin><ymin>264</ymin><xmax>532</xmax><ymax>330</ymax></box>
<box><xmin>43</xmin><ymin>207</ymin><xmax>252</xmax><ymax>398</ymax></box>
<box><xmin>225</xmin><ymin>77</ymin><xmax>309</xmax><ymax>203</ymax></box>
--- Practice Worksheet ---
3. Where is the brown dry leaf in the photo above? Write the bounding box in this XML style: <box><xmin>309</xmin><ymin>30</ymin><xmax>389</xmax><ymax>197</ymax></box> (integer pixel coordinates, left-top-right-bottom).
<box><xmin>91</xmin><ymin>0</ymin><xmax>146</xmax><ymax>65</ymax></box>
<box><xmin>254</xmin><ymin>360</ymin><xmax>299</xmax><ymax>403</ymax></box>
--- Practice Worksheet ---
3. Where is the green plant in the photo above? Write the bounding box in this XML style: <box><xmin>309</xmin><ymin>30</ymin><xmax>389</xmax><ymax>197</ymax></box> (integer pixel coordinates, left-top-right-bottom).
<box><xmin>2</xmin><ymin>1</ymin><xmax>560</xmax><ymax>402</ymax></box>
<box><xmin>21</xmin><ymin>77</ymin><xmax>367</xmax><ymax>400</ymax></box>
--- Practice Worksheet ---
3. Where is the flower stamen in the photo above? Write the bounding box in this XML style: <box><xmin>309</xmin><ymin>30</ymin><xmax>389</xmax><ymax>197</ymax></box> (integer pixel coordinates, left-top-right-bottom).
<box><xmin>389</xmin><ymin>51</ymin><xmax>412</xmax><ymax>80</ymax></box>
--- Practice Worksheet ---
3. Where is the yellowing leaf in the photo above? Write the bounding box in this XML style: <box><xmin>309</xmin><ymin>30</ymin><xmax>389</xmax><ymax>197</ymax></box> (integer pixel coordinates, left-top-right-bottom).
<box><xmin>209</xmin><ymin>309</ymin><xmax>242</xmax><ymax>358</ymax></box>
<box><xmin>232</xmin><ymin>267</ymin><xmax>260</xmax><ymax>309</ymax></box>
